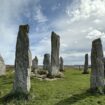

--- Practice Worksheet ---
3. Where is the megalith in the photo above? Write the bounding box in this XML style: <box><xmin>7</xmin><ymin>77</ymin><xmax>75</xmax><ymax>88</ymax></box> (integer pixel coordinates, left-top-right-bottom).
<box><xmin>0</xmin><ymin>55</ymin><xmax>6</xmax><ymax>76</ymax></box>
<box><xmin>32</xmin><ymin>56</ymin><xmax>38</xmax><ymax>73</ymax></box>
<box><xmin>82</xmin><ymin>54</ymin><xmax>89</xmax><ymax>74</ymax></box>
<box><xmin>90</xmin><ymin>38</ymin><xmax>104</xmax><ymax>94</ymax></box>
<box><xmin>59</xmin><ymin>57</ymin><xmax>64</xmax><ymax>72</ymax></box>
<box><xmin>49</xmin><ymin>32</ymin><xmax>60</xmax><ymax>76</ymax></box>
<box><xmin>43</xmin><ymin>54</ymin><xmax>50</xmax><ymax>71</ymax></box>
<box><xmin>13</xmin><ymin>24</ymin><xmax>31</xmax><ymax>95</ymax></box>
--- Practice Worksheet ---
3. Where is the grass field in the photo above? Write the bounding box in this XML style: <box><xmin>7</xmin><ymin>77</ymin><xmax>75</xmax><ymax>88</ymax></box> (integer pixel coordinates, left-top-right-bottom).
<box><xmin>0</xmin><ymin>68</ymin><xmax>105</xmax><ymax>105</ymax></box>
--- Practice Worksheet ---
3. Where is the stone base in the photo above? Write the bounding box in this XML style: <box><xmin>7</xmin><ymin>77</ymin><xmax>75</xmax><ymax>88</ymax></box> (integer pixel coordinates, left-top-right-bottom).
<box><xmin>47</xmin><ymin>71</ymin><xmax>64</xmax><ymax>79</ymax></box>
<box><xmin>59</xmin><ymin>69</ymin><xmax>64</xmax><ymax>72</ymax></box>
<box><xmin>89</xmin><ymin>87</ymin><xmax>104</xmax><ymax>94</ymax></box>
<box><xmin>1</xmin><ymin>91</ymin><xmax>30</xmax><ymax>102</ymax></box>
<box><xmin>82</xmin><ymin>72</ymin><xmax>89</xmax><ymax>74</ymax></box>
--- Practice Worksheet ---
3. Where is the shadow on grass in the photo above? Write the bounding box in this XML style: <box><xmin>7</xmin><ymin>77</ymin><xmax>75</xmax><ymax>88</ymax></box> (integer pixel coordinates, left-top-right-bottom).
<box><xmin>55</xmin><ymin>91</ymin><xmax>100</xmax><ymax>105</ymax></box>
<box><xmin>0</xmin><ymin>92</ymin><xmax>30</xmax><ymax>105</ymax></box>
<box><xmin>0</xmin><ymin>74</ymin><xmax>14</xmax><ymax>86</ymax></box>
<box><xmin>0</xmin><ymin>81</ymin><xmax>13</xmax><ymax>86</ymax></box>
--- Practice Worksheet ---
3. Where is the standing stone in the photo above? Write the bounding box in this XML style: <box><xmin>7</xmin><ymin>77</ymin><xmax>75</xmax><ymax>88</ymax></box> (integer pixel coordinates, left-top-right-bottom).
<box><xmin>0</xmin><ymin>55</ymin><xmax>6</xmax><ymax>76</ymax></box>
<box><xmin>13</xmin><ymin>24</ymin><xmax>31</xmax><ymax>95</ymax></box>
<box><xmin>29</xmin><ymin>50</ymin><xmax>32</xmax><ymax>68</ymax></box>
<box><xmin>49</xmin><ymin>32</ymin><xmax>60</xmax><ymax>76</ymax></box>
<box><xmin>59</xmin><ymin>57</ymin><xmax>64</xmax><ymax>72</ymax></box>
<box><xmin>32</xmin><ymin>56</ymin><xmax>38</xmax><ymax>73</ymax></box>
<box><xmin>43</xmin><ymin>54</ymin><xmax>50</xmax><ymax>71</ymax></box>
<box><xmin>104</xmin><ymin>63</ymin><xmax>105</xmax><ymax>77</ymax></box>
<box><xmin>90</xmin><ymin>38</ymin><xmax>104</xmax><ymax>94</ymax></box>
<box><xmin>101</xmin><ymin>58</ymin><xmax>105</xmax><ymax>78</ymax></box>
<box><xmin>82</xmin><ymin>54</ymin><xmax>89</xmax><ymax>74</ymax></box>
<box><xmin>79</xmin><ymin>65</ymin><xmax>81</xmax><ymax>70</ymax></box>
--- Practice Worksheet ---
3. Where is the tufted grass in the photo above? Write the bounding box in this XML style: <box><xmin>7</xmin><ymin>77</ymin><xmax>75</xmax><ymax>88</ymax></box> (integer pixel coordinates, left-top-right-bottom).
<box><xmin>0</xmin><ymin>67</ymin><xmax>105</xmax><ymax>105</ymax></box>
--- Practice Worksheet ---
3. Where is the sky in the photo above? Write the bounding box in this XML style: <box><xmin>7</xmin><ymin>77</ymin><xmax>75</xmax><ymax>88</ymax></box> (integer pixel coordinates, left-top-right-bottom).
<box><xmin>0</xmin><ymin>0</ymin><xmax>105</xmax><ymax>65</ymax></box>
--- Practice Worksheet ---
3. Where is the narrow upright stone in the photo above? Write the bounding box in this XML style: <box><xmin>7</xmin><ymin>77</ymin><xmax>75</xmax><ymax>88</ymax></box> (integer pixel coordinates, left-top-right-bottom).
<box><xmin>43</xmin><ymin>54</ymin><xmax>50</xmax><ymax>71</ymax></box>
<box><xmin>0</xmin><ymin>55</ymin><xmax>6</xmax><ymax>76</ymax></box>
<box><xmin>32</xmin><ymin>56</ymin><xmax>38</xmax><ymax>73</ymax></box>
<box><xmin>82</xmin><ymin>54</ymin><xmax>89</xmax><ymax>74</ymax></box>
<box><xmin>59</xmin><ymin>57</ymin><xmax>64</xmax><ymax>72</ymax></box>
<box><xmin>90</xmin><ymin>38</ymin><xmax>104</xmax><ymax>94</ymax></box>
<box><xmin>49</xmin><ymin>32</ymin><xmax>60</xmax><ymax>76</ymax></box>
<box><xmin>13</xmin><ymin>24</ymin><xmax>31</xmax><ymax>94</ymax></box>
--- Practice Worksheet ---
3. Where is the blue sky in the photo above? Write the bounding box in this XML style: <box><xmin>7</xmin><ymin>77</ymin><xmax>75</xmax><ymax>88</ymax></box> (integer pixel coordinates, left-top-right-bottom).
<box><xmin>0</xmin><ymin>0</ymin><xmax>105</xmax><ymax>65</ymax></box>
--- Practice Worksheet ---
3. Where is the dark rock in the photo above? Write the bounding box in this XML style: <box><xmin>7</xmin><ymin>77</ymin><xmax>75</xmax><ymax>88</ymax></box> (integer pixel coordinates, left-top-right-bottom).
<box><xmin>59</xmin><ymin>57</ymin><xmax>64</xmax><ymax>72</ymax></box>
<box><xmin>82</xmin><ymin>54</ymin><xmax>89</xmax><ymax>74</ymax></box>
<box><xmin>43</xmin><ymin>53</ymin><xmax>50</xmax><ymax>71</ymax></box>
<box><xmin>32</xmin><ymin>56</ymin><xmax>38</xmax><ymax>73</ymax></box>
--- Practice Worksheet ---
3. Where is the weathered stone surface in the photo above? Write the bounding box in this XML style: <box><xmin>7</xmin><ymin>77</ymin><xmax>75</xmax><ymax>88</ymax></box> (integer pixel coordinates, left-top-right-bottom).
<box><xmin>32</xmin><ymin>56</ymin><xmax>38</xmax><ymax>73</ymax></box>
<box><xmin>49</xmin><ymin>32</ymin><xmax>60</xmax><ymax>76</ymax></box>
<box><xmin>43</xmin><ymin>54</ymin><xmax>50</xmax><ymax>71</ymax></box>
<box><xmin>90</xmin><ymin>38</ymin><xmax>104</xmax><ymax>94</ymax></box>
<box><xmin>83</xmin><ymin>54</ymin><xmax>89</xmax><ymax>74</ymax></box>
<box><xmin>59</xmin><ymin>57</ymin><xmax>64</xmax><ymax>71</ymax></box>
<box><xmin>0</xmin><ymin>55</ymin><xmax>6</xmax><ymax>76</ymax></box>
<box><xmin>13</xmin><ymin>24</ymin><xmax>31</xmax><ymax>94</ymax></box>
<box><xmin>102</xmin><ymin>57</ymin><xmax>105</xmax><ymax>77</ymax></box>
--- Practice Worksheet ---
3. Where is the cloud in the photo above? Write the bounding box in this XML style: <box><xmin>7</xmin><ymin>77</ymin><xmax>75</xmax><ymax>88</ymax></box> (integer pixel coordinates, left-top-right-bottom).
<box><xmin>31</xmin><ymin>35</ymin><xmax>51</xmax><ymax>64</ymax></box>
<box><xmin>68</xmin><ymin>0</ymin><xmax>105</xmax><ymax>22</ymax></box>
<box><xmin>33</xmin><ymin>6</ymin><xmax>48</xmax><ymax>23</ymax></box>
<box><xmin>86</xmin><ymin>29</ymin><xmax>105</xmax><ymax>40</ymax></box>
<box><xmin>93</xmin><ymin>19</ymin><xmax>101</xmax><ymax>24</ymax></box>
<box><xmin>0</xmin><ymin>0</ymin><xmax>25</xmax><ymax>64</ymax></box>
<box><xmin>0</xmin><ymin>0</ymin><xmax>50</xmax><ymax>64</ymax></box>
<box><xmin>49</xmin><ymin>0</ymin><xmax>105</xmax><ymax>65</ymax></box>
<box><xmin>0</xmin><ymin>0</ymin><xmax>42</xmax><ymax>64</ymax></box>
<box><xmin>0</xmin><ymin>0</ymin><xmax>105</xmax><ymax>65</ymax></box>
<box><xmin>51</xmin><ymin>3</ymin><xmax>61</xmax><ymax>11</ymax></box>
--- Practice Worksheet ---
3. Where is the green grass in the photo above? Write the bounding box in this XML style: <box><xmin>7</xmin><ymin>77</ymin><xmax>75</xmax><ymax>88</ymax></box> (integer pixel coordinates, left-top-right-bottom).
<box><xmin>0</xmin><ymin>68</ymin><xmax>105</xmax><ymax>105</ymax></box>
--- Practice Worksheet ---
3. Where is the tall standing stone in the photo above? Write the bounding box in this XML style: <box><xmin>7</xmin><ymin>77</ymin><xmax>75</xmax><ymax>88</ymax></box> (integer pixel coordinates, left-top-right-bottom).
<box><xmin>49</xmin><ymin>32</ymin><xmax>60</xmax><ymax>76</ymax></box>
<box><xmin>32</xmin><ymin>56</ymin><xmax>38</xmax><ymax>73</ymax></box>
<box><xmin>82</xmin><ymin>54</ymin><xmax>89</xmax><ymax>74</ymax></box>
<box><xmin>43</xmin><ymin>54</ymin><xmax>50</xmax><ymax>71</ymax></box>
<box><xmin>0</xmin><ymin>55</ymin><xmax>6</xmax><ymax>76</ymax></box>
<box><xmin>102</xmin><ymin>58</ymin><xmax>105</xmax><ymax>78</ymax></box>
<box><xmin>59</xmin><ymin>57</ymin><xmax>64</xmax><ymax>72</ymax></box>
<box><xmin>90</xmin><ymin>38</ymin><xmax>104</xmax><ymax>94</ymax></box>
<box><xmin>13</xmin><ymin>24</ymin><xmax>31</xmax><ymax>95</ymax></box>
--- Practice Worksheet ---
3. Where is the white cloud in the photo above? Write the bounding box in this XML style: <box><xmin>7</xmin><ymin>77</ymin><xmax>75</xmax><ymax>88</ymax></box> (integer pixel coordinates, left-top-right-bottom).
<box><xmin>66</xmin><ymin>0</ymin><xmax>105</xmax><ymax>22</ymax></box>
<box><xmin>93</xmin><ymin>19</ymin><xmax>101</xmax><ymax>24</ymax></box>
<box><xmin>31</xmin><ymin>35</ymin><xmax>51</xmax><ymax>64</ymax></box>
<box><xmin>0</xmin><ymin>0</ymin><xmax>41</xmax><ymax>64</ymax></box>
<box><xmin>51</xmin><ymin>3</ymin><xmax>61</xmax><ymax>11</ymax></box>
<box><xmin>1</xmin><ymin>0</ymin><xmax>105</xmax><ymax>65</ymax></box>
<box><xmin>86</xmin><ymin>29</ymin><xmax>105</xmax><ymax>40</ymax></box>
<box><xmin>34</xmin><ymin>6</ymin><xmax>48</xmax><ymax>23</ymax></box>
<box><xmin>50</xmin><ymin>0</ymin><xmax>105</xmax><ymax>65</ymax></box>
<box><xmin>0</xmin><ymin>0</ymin><xmax>49</xmax><ymax>65</ymax></box>
<box><xmin>0</xmin><ymin>0</ymin><xmax>29</xmax><ymax>64</ymax></box>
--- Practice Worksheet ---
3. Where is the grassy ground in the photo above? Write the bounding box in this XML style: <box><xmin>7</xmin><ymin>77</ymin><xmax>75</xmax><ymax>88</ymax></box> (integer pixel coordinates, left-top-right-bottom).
<box><xmin>0</xmin><ymin>68</ymin><xmax>105</xmax><ymax>105</ymax></box>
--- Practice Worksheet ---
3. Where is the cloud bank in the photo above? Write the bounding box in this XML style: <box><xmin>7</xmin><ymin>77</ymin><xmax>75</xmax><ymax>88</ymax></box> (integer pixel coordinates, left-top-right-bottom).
<box><xmin>0</xmin><ymin>0</ymin><xmax>105</xmax><ymax>65</ymax></box>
